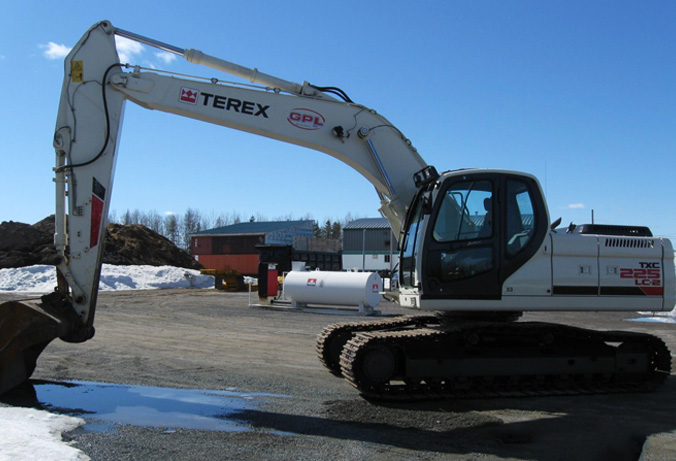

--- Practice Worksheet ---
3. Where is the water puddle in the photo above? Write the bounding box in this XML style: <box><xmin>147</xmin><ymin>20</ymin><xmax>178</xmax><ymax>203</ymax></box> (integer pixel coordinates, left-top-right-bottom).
<box><xmin>627</xmin><ymin>316</ymin><xmax>676</xmax><ymax>324</ymax></box>
<box><xmin>2</xmin><ymin>380</ymin><xmax>285</xmax><ymax>433</ymax></box>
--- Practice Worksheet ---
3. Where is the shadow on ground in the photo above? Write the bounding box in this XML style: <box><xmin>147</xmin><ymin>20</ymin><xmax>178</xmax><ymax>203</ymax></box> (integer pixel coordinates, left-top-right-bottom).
<box><xmin>237</xmin><ymin>377</ymin><xmax>676</xmax><ymax>461</ymax></box>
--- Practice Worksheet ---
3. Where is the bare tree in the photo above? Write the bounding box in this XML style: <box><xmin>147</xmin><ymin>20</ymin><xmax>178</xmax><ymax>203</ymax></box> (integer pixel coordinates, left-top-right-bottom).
<box><xmin>122</xmin><ymin>209</ymin><xmax>132</xmax><ymax>225</ymax></box>
<box><xmin>214</xmin><ymin>214</ymin><xmax>226</xmax><ymax>228</ymax></box>
<box><xmin>341</xmin><ymin>211</ymin><xmax>366</xmax><ymax>227</ymax></box>
<box><xmin>107</xmin><ymin>210</ymin><xmax>118</xmax><ymax>225</ymax></box>
<box><xmin>130</xmin><ymin>209</ymin><xmax>141</xmax><ymax>225</ymax></box>
<box><xmin>200</xmin><ymin>216</ymin><xmax>211</xmax><ymax>233</ymax></box>
<box><xmin>110</xmin><ymin>207</ymin><xmax>363</xmax><ymax>249</ymax></box>
<box><xmin>182</xmin><ymin>208</ymin><xmax>201</xmax><ymax>249</ymax></box>
<box><xmin>255</xmin><ymin>212</ymin><xmax>269</xmax><ymax>222</ymax></box>
<box><xmin>146</xmin><ymin>210</ymin><xmax>164</xmax><ymax>235</ymax></box>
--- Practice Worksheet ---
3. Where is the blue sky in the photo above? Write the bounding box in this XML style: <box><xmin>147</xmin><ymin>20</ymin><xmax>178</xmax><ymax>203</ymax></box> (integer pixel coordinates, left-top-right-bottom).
<box><xmin>1</xmin><ymin>1</ymin><xmax>675</xmax><ymax>239</ymax></box>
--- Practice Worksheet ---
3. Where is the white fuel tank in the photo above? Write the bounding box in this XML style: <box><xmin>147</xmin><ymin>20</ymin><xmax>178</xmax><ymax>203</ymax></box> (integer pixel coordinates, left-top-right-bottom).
<box><xmin>284</xmin><ymin>270</ymin><xmax>382</xmax><ymax>309</ymax></box>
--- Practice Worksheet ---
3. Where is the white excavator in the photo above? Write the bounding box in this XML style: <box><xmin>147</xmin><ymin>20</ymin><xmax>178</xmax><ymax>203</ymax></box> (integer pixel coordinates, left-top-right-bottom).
<box><xmin>0</xmin><ymin>21</ymin><xmax>673</xmax><ymax>399</ymax></box>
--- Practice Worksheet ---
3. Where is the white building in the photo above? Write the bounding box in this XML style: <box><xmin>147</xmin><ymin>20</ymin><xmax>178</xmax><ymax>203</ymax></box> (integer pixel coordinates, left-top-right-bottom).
<box><xmin>342</xmin><ymin>218</ymin><xmax>398</xmax><ymax>273</ymax></box>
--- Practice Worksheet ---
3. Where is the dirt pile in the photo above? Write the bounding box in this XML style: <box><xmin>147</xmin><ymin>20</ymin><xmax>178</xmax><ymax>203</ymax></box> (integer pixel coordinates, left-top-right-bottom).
<box><xmin>103</xmin><ymin>223</ymin><xmax>201</xmax><ymax>268</ymax></box>
<box><xmin>0</xmin><ymin>216</ymin><xmax>202</xmax><ymax>270</ymax></box>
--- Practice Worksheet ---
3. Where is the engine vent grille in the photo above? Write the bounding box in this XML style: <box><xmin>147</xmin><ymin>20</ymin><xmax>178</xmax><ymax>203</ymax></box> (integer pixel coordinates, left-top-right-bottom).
<box><xmin>574</xmin><ymin>224</ymin><xmax>652</xmax><ymax>237</ymax></box>
<box><xmin>604</xmin><ymin>238</ymin><xmax>655</xmax><ymax>249</ymax></box>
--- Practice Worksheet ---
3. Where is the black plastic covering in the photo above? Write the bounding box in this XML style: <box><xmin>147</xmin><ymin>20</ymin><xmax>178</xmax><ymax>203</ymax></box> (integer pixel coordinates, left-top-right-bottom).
<box><xmin>257</xmin><ymin>245</ymin><xmax>341</xmax><ymax>272</ymax></box>
<box><xmin>573</xmin><ymin>224</ymin><xmax>653</xmax><ymax>237</ymax></box>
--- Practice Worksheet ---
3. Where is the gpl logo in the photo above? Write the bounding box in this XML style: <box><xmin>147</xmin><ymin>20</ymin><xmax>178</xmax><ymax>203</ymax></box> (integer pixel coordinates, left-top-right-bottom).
<box><xmin>288</xmin><ymin>108</ymin><xmax>325</xmax><ymax>130</ymax></box>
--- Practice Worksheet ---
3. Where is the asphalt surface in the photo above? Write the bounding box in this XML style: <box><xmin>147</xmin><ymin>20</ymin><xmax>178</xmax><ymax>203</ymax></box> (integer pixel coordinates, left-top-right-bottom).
<box><xmin>1</xmin><ymin>289</ymin><xmax>675</xmax><ymax>460</ymax></box>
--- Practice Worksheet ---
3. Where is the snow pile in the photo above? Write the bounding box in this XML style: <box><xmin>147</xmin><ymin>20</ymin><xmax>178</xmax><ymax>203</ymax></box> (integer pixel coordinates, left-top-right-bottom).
<box><xmin>0</xmin><ymin>407</ymin><xmax>88</xmax><ymax>461</ymax></box>
<box><xmin>98</xmin><ymin>264</ymin><xmax>213</xmax><ymax>290</ymax></box>
<box><xmin>0</xmin><ymin>264</ymin><xmax>214</xmax><ymax>293</ymax></box>
<box><xmin>0</xmin><ymin>265</ymin><xmax>57</xmax><ymax>293</ymax></box>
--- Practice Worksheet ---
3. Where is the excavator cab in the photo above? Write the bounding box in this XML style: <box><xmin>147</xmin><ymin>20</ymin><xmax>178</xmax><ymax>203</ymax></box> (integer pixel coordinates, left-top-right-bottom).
<box><xmin>399</xmin><ymin>169</ymin><xmax>549</xmax><ymax>308</ymax></box>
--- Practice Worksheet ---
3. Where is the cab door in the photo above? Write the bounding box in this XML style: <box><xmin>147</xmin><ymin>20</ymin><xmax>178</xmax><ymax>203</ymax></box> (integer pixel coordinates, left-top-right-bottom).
<box><xmin>419</xmin><ymin>172</ymin><xmax>547</xmax><ymax>300</ymax></box>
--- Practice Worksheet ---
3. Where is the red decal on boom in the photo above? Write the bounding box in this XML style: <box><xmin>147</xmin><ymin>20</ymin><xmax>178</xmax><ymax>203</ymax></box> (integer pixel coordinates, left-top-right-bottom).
<box><xmin>90</xmin><ymin>177</ymin><xmax>106</xmax><ymax>248</ymax></box>
<box><xmin>179</xmin><ymin>87</ymin><xmax>199</xmax><ymax>104</ymax></box>
<box><xmin>90</xmin><ymin>194</ymin><xmax>104</xmax><ymax>248</ymax></box>
<box><xmin>288</xmin><ymin>108</ymin><xmax>325</xmax><ymax>130</ymax></box>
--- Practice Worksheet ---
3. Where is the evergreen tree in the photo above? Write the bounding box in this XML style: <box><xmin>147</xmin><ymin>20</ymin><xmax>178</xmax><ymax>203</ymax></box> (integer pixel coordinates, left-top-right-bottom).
<box><xmin>164</xmin><ymin>213</ymin><xmax>179</xmax><ymax>246</ymax></box>
<box><xmin>330</xmin><ymin>221</ymin><xmax>342</xmax><ymax>239</ymax></box>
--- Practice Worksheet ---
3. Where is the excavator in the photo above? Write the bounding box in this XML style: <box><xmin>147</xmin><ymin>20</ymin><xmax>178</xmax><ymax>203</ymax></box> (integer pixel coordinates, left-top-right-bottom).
<box><xmin>0</xmin><ymin>21</ymin><xmax>673</xmax><ymax>399</ymax></box>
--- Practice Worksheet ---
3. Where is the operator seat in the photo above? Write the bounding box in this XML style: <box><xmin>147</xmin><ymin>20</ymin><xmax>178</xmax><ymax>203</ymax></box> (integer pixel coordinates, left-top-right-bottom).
<box><xmin>478</xmin><ymin>197</ymin><xmax>492</xmax><ymax>238</ymax></box>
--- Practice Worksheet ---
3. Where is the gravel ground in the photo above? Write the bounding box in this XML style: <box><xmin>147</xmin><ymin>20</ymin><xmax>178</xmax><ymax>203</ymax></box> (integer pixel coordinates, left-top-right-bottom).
<box><xmin>1</xmin><ymin>289</ymin><xmax>676</xmax><ymax>460</ymax></box>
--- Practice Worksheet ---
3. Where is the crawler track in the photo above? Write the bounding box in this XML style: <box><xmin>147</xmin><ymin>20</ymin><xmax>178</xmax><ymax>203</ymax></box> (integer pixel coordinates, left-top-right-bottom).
<box><xmin>316</xmin><ymin>315</ymin><xmax>439</xmax><ymax>375</ymax></box>
<box><xmin>318</xmin><ymin>315</ymin><xmax>672</xmax><ymax>401</ymax></box>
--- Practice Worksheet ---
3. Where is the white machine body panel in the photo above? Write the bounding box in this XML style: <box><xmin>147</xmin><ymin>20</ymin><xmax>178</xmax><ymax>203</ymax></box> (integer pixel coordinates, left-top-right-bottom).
<box><xmin>402</xmin><ymin>232</ymin><xmax>675</xmax><ymax>312</ymax></box>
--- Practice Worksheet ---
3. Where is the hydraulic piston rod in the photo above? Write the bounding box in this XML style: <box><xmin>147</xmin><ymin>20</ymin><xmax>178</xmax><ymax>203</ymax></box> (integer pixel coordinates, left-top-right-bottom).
<box><xmin>114</xmin><ymin>27</ymin><xmax>304</xmax><ymax>94</ymax></box>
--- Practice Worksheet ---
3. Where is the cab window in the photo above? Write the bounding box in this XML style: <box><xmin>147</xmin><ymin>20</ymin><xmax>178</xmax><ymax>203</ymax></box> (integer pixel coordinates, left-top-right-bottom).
<box><xmin>400</xmin><ymin>191</ymin><xmax>425</xmax><ymax>289</ymax></box>
<box><xmin>432</xmin><ymin>180</ymin><xmax>493</xmax><ymax>242</ymax></box>
<box><xmin>426</xmin><ymin>179</ymin><xmax>495</xmax><ymax>285</ymax></box>
<box><xmin>505</xmin><ymin>179</ymin><xmax>536</xmax><ymax>257</ymax></box>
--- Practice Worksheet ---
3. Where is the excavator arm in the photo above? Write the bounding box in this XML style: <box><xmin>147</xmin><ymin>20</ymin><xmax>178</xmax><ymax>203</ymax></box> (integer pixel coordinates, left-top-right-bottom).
<box><xmin>1</xmin><ymin>20</ymin><xmax>430</xmax><ymax>393</ymax></box>
<box><xmin>54</xmin><ymin>20</ymin><xmax>429</xmax><ymax>328</ymax></box>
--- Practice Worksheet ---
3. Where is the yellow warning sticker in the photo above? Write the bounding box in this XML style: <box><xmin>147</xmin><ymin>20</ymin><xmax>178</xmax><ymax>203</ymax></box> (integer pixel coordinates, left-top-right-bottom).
<box><xmin>71</xmin><ymin>61</ymin><xmax>83</xmax><ymax>82</ymax></box>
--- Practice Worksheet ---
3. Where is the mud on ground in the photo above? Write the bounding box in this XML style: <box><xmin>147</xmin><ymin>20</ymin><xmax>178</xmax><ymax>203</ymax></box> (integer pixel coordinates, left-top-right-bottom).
<box><xmin>1</xmin><ymin>289</ymin><xmax>675</xmax><ymax>460</ymax></box>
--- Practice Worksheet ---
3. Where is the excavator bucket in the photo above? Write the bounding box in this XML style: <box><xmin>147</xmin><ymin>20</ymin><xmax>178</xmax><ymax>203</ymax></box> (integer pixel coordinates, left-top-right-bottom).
<box><xmin>0</xmin><ymin>300</ymin><xmax>70</xmax><ymax>395</ymax></box>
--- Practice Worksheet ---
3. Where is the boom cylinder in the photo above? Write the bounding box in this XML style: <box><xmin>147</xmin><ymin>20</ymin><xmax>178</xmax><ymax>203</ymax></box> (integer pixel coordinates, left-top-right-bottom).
<box><xmin>114</xmin><ymin>27</ymin><xmax>303</xmax><ymax>94</ymax></box>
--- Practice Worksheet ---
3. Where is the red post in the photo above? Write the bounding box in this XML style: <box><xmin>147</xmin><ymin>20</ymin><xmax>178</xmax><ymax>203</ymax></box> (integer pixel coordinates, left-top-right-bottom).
<box><xmin>267</xmin><ymin>265</ymin><xmax>278</xmax><ymax>297</ymax></box>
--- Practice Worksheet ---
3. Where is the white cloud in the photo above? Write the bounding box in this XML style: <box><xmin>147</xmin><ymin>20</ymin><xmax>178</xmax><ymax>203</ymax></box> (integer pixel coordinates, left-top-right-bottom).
<box><xmin>40</xmin><ymin>36</ymin><xmax>175</xmax><ymax>67</ymax></box>
<box><xmin>114</xmin><ymin>35</ymin><xmax>145</xmax><ymax>63</ymax></box>
<box><xmin>560</xmin><ymin>203</ymin><xmax>585</xmax><ymax>209</ymax></box>
<box><xmin>164</xmin><ymin>211</ymin><xmax>177</xmax><ymax>216</ymax></box>
<box><xmin>40</xmin><ymin>42</ymin><xmax>71</xmax><ymax>60</ymax></box>
<box><xmin>156</xmin><ymin>52</ymin><xmax>177</xmax><ymax>64</ymax></box>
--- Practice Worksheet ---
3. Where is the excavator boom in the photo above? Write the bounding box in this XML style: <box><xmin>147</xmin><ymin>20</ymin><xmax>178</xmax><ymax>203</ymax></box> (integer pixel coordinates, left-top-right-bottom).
<box><xmin>0</xmin><ymin>20</ymin><xmax>428</xmax><ymax>394</ymax></box>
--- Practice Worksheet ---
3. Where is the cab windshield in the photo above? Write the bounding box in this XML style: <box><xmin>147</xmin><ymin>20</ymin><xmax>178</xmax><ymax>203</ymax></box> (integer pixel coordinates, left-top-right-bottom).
<box><xmin>399</xmin><ymin>192</ymin><xmax>425</xmax><ymax>289</ymax></box>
